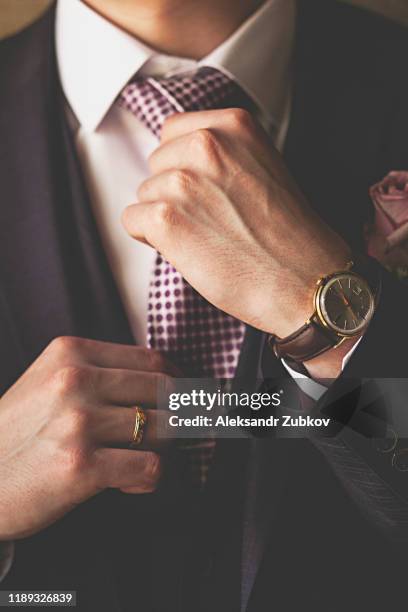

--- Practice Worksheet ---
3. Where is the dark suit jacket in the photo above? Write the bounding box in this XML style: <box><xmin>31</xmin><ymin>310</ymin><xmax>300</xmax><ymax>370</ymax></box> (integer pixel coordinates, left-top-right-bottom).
<box><xmin>1</xmin><ymin>1</ymin><xmax>408</xmax><ymax>611</ymax></box>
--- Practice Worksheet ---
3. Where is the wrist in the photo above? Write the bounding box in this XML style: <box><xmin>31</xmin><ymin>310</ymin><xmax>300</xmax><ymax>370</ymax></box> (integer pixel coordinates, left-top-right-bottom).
<box><xmin>304</xmin><ymin>335</ymin><xmax>361</xmax><ymax>380</ymax></box>
<box><xmin>261</xmin><ymin>246</ymin><xmax>352</xmax><ymax>339</ymax></box>
<box><xmin>268</xmin><ymin>253</ymin><xmax>379</xmax><ymax>366</ymax></box>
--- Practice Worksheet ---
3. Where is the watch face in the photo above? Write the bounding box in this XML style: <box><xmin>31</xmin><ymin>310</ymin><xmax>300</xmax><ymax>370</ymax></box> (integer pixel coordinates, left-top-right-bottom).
<box><xmin>316</xmin><ymin>273</ymin><xmax>375</xmax><ymax>336</ymax></box>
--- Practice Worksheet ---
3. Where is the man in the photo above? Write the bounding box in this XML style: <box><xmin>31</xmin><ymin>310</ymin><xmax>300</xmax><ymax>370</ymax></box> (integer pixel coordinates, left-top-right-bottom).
<box><xmin>0</xmin><ymin>0</ymin><xmax>408</xmax><ymax>610</ymax></box>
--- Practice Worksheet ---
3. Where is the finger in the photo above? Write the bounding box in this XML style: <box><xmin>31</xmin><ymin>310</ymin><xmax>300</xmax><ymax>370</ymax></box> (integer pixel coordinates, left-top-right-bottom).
<box><xmin>93</xmin><ymin>448</ymin><xmax>161</xmax><ymax>492</ymax></box>
<box><xmin>94</xmin><ymin>368</ymin><xmax>174</xmax><ymax>407</ymax></box>
<box><xmin>93</xmin><ymin>407</ymin><xmax>170</xmax><ymax>450</ymax></box>
<box><xmin>54</xmin><ymin>337</ymin><xmax>181</xmax><ymax>375</ymax></box>
<box><xmin>121</xmin><ymin>201</ymin><xmax>162</xmax><ymax>245</ymax></box>
<box><xmin>147</xmin><ymin>131</ymin><xmax>226</xmax><ymax>178</ymax></box>
<box><xmin>161</xmin><ymin>108</ymin><xmax>240</xmax><ymax>143</ymax></box>
<box><xmin>92</xmin><ymin>344</ymin><xmax>181</xmax><ymax>375</ymax></box>
<box><xmin>137</xmin><ymin>169</ymin><xmax>199</xmax><ymax>205</ymax></box>
<box><xmin>161</xmin><ymin>107</ymin><xmax>272</xmax><ymax>149</ymax></box>
<box><xmin>159</xmin><ymin>108</ymin><xmax>278</xmax><ymax>173</ymax></box>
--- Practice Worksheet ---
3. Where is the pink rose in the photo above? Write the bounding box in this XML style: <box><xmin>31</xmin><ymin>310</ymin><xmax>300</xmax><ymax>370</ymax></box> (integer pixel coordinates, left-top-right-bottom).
<box><xmin>365</xmin><ymin>171</ymin><xmax>408</xmax><ymax>274</ymax></box>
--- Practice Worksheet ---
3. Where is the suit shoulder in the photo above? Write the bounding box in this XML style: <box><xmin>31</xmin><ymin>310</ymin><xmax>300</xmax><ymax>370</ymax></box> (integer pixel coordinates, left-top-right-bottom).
<box><xmin>328</xmin><ymin>1</ymin><xmax>408</xmax><ymax>65</ymax></box>
<box><xmin>303</xmin><ymin>0</ymin><xmax>408</xmax><ymax>93</ymax></box>
<box><xmin>0</xmin><ymin>7</ymin><xmax>54</xmax><ymax>85</ymax></box>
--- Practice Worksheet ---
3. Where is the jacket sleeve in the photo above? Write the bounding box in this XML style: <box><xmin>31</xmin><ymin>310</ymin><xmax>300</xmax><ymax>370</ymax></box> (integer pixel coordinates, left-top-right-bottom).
<box><xmin>311</xmin><ymin>268</ymin><xmax>408</xmax><ymax>541</ymax></box>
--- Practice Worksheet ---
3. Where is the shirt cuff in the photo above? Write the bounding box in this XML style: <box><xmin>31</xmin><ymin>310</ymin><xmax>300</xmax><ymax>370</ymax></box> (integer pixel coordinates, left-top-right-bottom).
<box><xmin>281</xmin><ymin>337</ymin><xmax>363</xmax><ymax>401</ymax></box>
<box><xmin>0</xmin><ymin>541</ymin><xmax>14</xmax><ymax>583</ymax></box>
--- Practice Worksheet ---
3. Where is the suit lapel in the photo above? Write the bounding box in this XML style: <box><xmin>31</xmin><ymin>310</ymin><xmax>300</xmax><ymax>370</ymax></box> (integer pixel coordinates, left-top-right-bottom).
<box><xmin>0</xmin><ymin>7</ymin><xmax>132</xmax><ymax>391</ymax></box>
<box><xmin>240</xmin><ymin>438</ymin><xmax>292</xmax><ymax>612</ymax></box>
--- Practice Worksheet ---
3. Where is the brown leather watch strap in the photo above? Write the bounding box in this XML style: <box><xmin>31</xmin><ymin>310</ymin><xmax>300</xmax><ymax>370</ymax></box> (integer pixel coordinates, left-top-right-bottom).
<box><xmin>269</xmin><ymin>314</ymin><xmax>341</xmax><ymax>362</ymax></box>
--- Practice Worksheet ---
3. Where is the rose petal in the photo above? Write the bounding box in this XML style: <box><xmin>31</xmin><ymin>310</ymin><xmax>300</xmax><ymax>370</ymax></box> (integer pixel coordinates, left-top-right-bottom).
<box><xmin>370</xmin><ymin>171</ymin><xmax>408</xmax><ymax>238</ymax></box>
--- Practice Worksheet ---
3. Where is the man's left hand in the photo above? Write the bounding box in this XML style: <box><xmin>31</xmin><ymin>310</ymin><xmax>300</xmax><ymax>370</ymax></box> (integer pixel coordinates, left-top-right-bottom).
<box><xmin>122</xmin><ymin>109</ymin><xmax>350</xmax><ymax>340</ymax></box>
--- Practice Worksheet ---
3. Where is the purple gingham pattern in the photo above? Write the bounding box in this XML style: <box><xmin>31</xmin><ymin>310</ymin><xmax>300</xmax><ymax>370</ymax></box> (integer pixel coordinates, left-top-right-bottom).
<box><xmin>120</xmin><ymin>67</ymin><xmax>247</xmax><ymax>379</ymax></box>
<box><xmin>120</xmin><ymin>67</ymin><xmax>247</xmax><ymax>139</ymax></box>
<box><xmin>146</xmin><ymin>256</ymin><xmax>245</xmax><ymax>378</ymax></box>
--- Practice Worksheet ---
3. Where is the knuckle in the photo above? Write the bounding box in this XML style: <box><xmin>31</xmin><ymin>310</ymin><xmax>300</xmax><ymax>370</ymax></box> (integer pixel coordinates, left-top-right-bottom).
<box><xmin>50</xmin><ymin>365</ymin><xmax>90</xmax><ymax>396</ymax></box>
<box><xmin>143</xmin><ymin>453</ymin><xmax>162</xmax><ymax>488</ymax></box>
<box><xmin>64</xmin><ymin>405</ymin><xmax>91</xmax><ymax>438</ymax></box>
<box><xmin>48</xmin><ymin>336</ymin><xmax>82</xmax><ymax>358</ymax></box>
<box><xmin>191</xmin><ymin>128</ymin><xmax>218</xmax><ymax>157</ymax></box>
<box><xmin>154</xmin><ymin>200</ymin><xmax>179</xmax><ymax>228</ymax></box>
<box><xmin>148</xmin><ymin>350</ymin><xmax>168</xmax><ymax>372</ymax></box>
<box><xmin>58</xmin><ymin>444</ymin><xmax>89</xmax><ymax>480</ymax></box>
<box><xmin>169</xmin><ymin>169</ymin><xmax>194</xmax><ymax>196</ymax></box>
<box><xmin>227</xmin><ymin>107</ymin><xmax>253</xmax><ymax>131</ymax></box>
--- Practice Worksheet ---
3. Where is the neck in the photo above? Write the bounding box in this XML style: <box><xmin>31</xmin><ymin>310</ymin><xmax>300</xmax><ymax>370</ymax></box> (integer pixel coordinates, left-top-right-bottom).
<box><xmin>83</xmin><ymin>0</ymin><xmax>265</xmax><ymax>59</ymax></box>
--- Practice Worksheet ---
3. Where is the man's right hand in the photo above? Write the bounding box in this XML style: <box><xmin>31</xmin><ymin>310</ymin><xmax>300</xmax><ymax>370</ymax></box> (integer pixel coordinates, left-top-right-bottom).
<box><xmin>0</xmin><ymin>337</ymin><xmax>176</xmax><ymax>540</ymax></box>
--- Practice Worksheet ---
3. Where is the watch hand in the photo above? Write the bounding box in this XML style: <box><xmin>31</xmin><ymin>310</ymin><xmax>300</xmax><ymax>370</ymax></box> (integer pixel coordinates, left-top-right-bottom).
<box><xmin>345</xmin><ymin>301</ymin><xmax>359</xmax><ymax>323</ymax></box>
<box><xmin>336</xmin><ymin>286</ymin><xmax>360</xmax><ymax>324</ymax></box>
<box><xmin>336</xmin><ymin>286</ymin><xmax>350</xmax><ymax>307</ymax></box>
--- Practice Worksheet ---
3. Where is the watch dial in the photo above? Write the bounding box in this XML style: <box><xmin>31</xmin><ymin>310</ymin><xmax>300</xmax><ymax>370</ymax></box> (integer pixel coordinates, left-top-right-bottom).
<box><xmin>318</xmin><ymin>274</ymin><xmax>374</xmax><ymax>335</ymax></box>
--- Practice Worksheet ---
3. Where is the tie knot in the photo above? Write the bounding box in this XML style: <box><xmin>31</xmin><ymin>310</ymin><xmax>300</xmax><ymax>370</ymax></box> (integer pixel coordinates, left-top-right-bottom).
<box><xmin>119</xmin><ymin>66</ymin><xmax>253</xmax><ymax>138</ymax></box>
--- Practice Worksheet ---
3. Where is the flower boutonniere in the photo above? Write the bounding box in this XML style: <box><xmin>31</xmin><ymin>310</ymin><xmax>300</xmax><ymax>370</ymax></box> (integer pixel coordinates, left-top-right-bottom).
<box><xmin>365</xmin><ymin>171</ymin><xmax>408</xmax><ymax>279</ymax></box>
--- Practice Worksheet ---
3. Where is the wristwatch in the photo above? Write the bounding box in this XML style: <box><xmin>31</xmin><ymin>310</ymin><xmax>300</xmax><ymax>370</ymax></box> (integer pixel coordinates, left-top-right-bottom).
<box><xmin>269</xmin><ymin>257</ymin><xmax>380</xmax><ymax>363</ymax></box>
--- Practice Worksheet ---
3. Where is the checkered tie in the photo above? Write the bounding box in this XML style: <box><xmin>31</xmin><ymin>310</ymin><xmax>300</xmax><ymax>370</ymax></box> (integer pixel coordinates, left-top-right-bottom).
<box><xmin>119</xmin><ymin>67</ymin><xmax>251</xmax><ymax>378</ymax></box>
<box><xmin>120</xmin><ymin>67</ymin><xmax>252</xmax><ymax>486</ymax></box>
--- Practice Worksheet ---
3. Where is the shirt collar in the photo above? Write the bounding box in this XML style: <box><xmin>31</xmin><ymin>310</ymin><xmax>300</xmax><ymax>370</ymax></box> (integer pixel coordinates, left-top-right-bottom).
<box><xmin>56</xmin><ymin>0</ymin><xmax>295</xmax><ymax>132</ymax></box>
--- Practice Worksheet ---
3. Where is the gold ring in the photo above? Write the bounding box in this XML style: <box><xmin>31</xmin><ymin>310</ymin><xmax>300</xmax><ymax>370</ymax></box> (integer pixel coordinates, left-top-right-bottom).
<box><xmin>130</xmin><ymin>407</ymin><xmax>147</xmax><ymax>448</ymax></box>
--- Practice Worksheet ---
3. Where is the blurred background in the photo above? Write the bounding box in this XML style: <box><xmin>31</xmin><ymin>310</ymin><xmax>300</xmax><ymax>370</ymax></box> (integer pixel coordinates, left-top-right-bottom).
<box><xmin>0</xmin><ymin>0</ymin><xmax>407</xmax><ymax>39</ymax></box>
